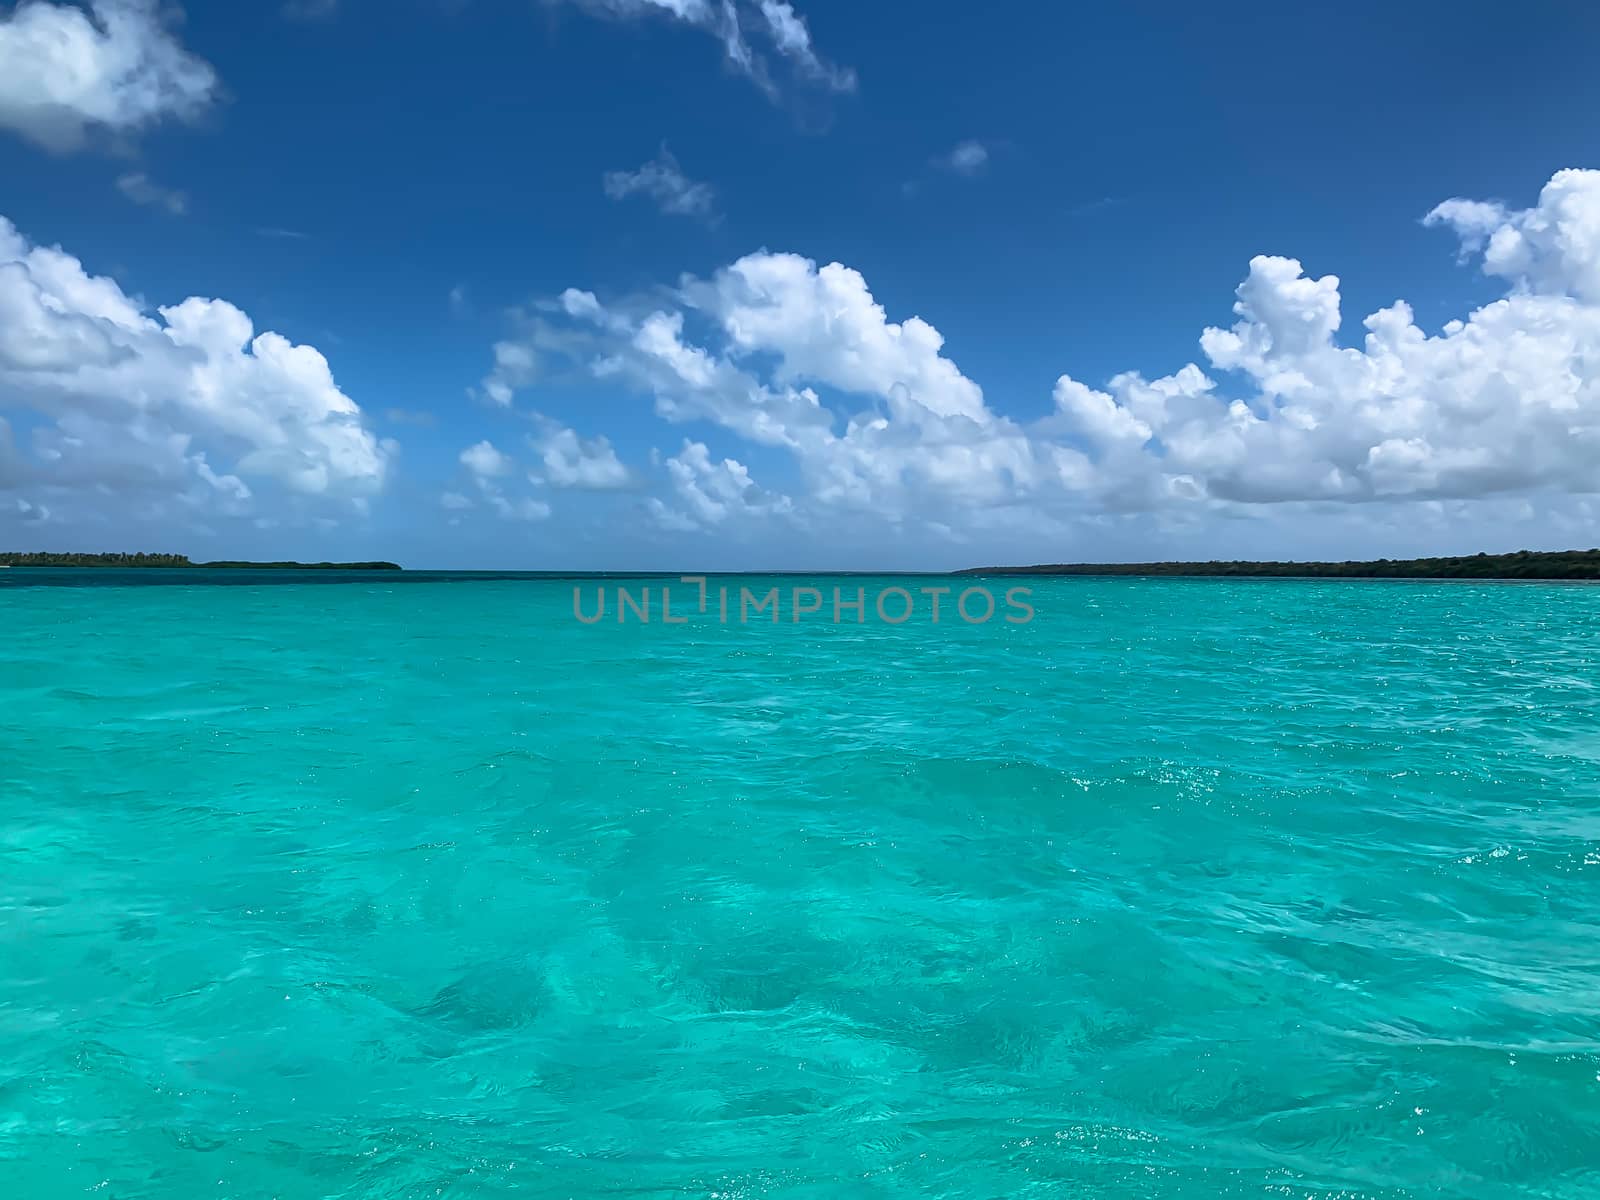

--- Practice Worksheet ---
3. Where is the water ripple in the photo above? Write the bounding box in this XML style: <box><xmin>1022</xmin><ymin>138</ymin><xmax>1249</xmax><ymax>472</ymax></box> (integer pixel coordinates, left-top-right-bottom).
<box><xmin>2</xmin><ymin>577</ymin><xmax>1599</xmax><ymax>1197</ymax></box>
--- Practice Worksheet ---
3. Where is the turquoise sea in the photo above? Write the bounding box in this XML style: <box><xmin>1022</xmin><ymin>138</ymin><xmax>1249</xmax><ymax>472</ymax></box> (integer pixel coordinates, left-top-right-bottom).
<box><xmin>3</xmin><ymin>571</ymin><xmax>1598</xmax><ymax>1198</ymax></box>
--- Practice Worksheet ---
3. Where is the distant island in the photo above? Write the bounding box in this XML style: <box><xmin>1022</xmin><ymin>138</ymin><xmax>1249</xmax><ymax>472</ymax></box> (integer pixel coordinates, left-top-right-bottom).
<box><xmin>962</xmin><ymin>549</ymin><xmax>1600</xmax><ymax>580</ymax></box>
<box><xmin>0</xmin><ymin>552</ymin><xmax>401</xmax><ymax>570</ymax></box>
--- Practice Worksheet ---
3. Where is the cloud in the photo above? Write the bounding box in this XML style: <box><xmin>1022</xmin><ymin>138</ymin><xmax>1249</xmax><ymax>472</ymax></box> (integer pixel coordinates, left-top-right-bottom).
<box><xmin>489</xmin><ymin>495</ymin><xmax>551</xmax><ymax>522</ymax></box>
<box><xmin>115</xmin><ymin>171</ymin><xmax>188</xmax><ymax>215</ymax></box>
<box><xmin>603</xmin><ymin>148</ymin><xmax>717</xmax><ymax>222</ymax></box>
<box><xmin>936</xmin><ymin>139</ymin><xmax>988</xmax><ymax>175</ymax></box>
<box><xmin>485</xmin><ymin>168</ymin><xmax>1600</xmax><ymax>551</ymax></box>
<box><xmin>11</xmin><ymin>496</ymin><xmax>49</xmax><ymax>523</ymax></box>
<box><xmin>255</xmin><ymin>227</ymin><xmax>311</xmax><ymax>241</ymax></box>
<box><xmin>0</xmin><ymin>0</ymin><xmax>219</xmax><ymax>152</ymax></box>
<box><xmin>700</xmin><ymin>251</ymin><xmax>989</xmax><ymax>421</ymax></box>
<box><xmin>753</xmin><ymin>0</ymin><xmax>854</xmax><ymax>91</ymax></box>
<box><xmin>1046</xmin><ymin>168</ymin><xmax>1600</xmax><ymax>507</ymax></box>
<box><xmin>460</xmin><ymin>440</ymin><xmax>514</xmax><ymax>479</ymax></box>
<box><xmin>457</xmin><ymin>439</ymin><xmax>551</xmax><ymax>521</ymax></box>
<box><xmin>0</xmin><ymin>213</ymin><xmax>390</xmax><ymax>520</ymax></box>
<box><xmin>905</xmin><ymin>139</ymin><xmax>993</xmax><ymax>196</ymax></box>
<box><xmin>649</xmin><ymin>439</ymin><xmax>790</xmax><ymax>531</ymax></box>
<box><xmin>1425</xmin><ymin>170</ymin><xmax>1600</xmax><ymax>303</ymax></box>
<box><xmin>504</xmin><ymin>247</ymin><xmax>1037</xmax><ymax>535</ymax></box>
<box><xmin>481</xmin><ymin>341</ymin><xmax>536</xmax><ymax>407</ymax></box>
<box><xmin>551</xmin><ymin>0</ymin><xmax>853</xmax><ymax>98</ymax></box>
<box><xmin>383</xmin><ymin>407</ymin><xmax>436</xmax><ymax>427</ymax></box>
<box><xmin>529</xmin><ymin>418</ymin><xmax>635</xmax><ymax>489</ymax></box>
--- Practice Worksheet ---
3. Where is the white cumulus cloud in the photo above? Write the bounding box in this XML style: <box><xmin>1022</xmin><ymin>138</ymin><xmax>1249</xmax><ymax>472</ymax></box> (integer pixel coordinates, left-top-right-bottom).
<box><xmin>0</xmin><ymin>0</ymin><xmax>219</xmax><ymax>152</ymax></box>
<box><xmin>481</xmin><ymin>340</ymin><xmax>536</xmax><ymax>408</ymax></box>
<box><xmin>476</xmin><ymin>168</ymin><xmax>1600</xmax><ymax>556</ymax></box>
<box><xmin>1049</xmin><ymin>169</ymin><xmax>1600</xmax><ymax>506</ymax></box>
<box><xmin>1425</xmin><ymin>169</ymin><xmax>1600</xmax><ymax>303</ymax></box>
<box><xmin>529</xmin><ymin>418</ymin><xmax>634</xmax><ymax>489</ymax></box>
<box><xmin>457</xmin><ymin>439</ymin><xmax>552</xmax><ymax>522</ymax></box>
<box><xmin>501</xmin><ymin>247</ymin><xmax>1041</xmax><ymax>536</ymax></box>
<box><xmin>649</xmin><ymin>438</ymin><xmax>790</xmax><ymax>531</ymax></box>
<box><xmin>460</xmin><ymin>439</ymin><xmax>514</xmax><ymax>479</ymax></box>
<box><xmin>0</xmin><ymin>213</ymin><xmax>390</xmax><ymax>519</ymax></box>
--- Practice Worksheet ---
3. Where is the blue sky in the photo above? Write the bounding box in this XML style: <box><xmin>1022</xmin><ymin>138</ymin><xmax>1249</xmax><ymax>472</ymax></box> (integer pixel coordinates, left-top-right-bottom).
<box><xmin>4</xmin><ymin>0</ymin><xmax>1600</xmax><ymax>568</ymax></box>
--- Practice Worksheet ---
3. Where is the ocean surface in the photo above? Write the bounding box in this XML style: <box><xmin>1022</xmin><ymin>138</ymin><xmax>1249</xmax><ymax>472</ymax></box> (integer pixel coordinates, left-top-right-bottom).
<box><xmin>3</xmin><ymin>571</ymin><xmax>1598</xmax><ymax>1198</ymax></box>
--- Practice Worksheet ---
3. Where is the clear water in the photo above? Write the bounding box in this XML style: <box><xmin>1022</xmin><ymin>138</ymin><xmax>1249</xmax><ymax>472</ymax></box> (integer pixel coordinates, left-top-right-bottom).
<box><xmin>3</xmin><ymin>573</ymin><xmax>1598</xmax><ymax>1198</ymax></box>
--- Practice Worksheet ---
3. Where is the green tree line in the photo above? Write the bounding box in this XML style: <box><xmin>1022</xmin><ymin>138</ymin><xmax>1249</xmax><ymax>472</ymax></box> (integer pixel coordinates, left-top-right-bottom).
<box><xmin>1</xmin><ymin>552</ymin><xmax>399</xmax><ymax>570</ymax></box>
<box><xmin>962</xmin><ymin>549</ymin><xmax>1600</xmax><ymax>580</ymax></box>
